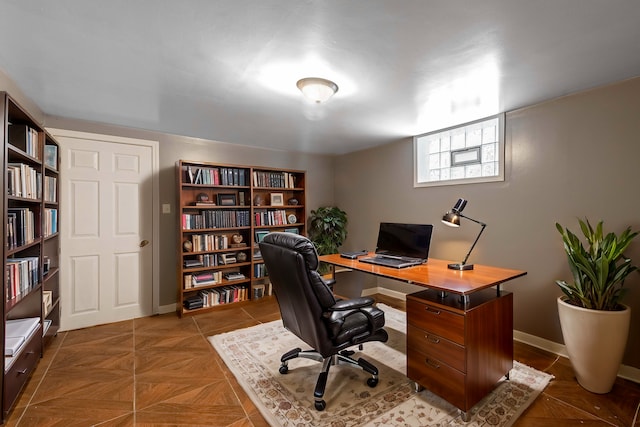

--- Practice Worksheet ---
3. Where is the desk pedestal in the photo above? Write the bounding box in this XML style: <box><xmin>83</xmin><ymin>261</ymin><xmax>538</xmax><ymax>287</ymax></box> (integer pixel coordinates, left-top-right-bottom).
<box><xmin>406</xmin><ymin>288</ymin><xmax>513</xmax><ymax>417</ymax></box>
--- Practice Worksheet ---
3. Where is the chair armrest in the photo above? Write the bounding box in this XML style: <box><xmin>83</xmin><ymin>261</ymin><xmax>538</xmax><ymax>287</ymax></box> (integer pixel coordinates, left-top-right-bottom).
<box><xmin>323</xmin><ymin>278</ymin><xmax>336</xmax><ymax>288</ymax></box>
<box><xmin>327</xmin><ymin>297</ymin><xmax>375</xmax><ymax>312</ymax></box>
<box><xmin>323</xmin><ymin>297</ymin><xmax>385</xmax><ymax>339</ymax></box>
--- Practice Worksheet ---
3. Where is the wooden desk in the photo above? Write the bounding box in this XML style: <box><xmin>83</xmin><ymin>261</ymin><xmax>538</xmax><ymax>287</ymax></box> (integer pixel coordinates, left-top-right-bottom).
<box><xmin>319</xmin><ymin>253</ymin><xmax>526</xmax><ymax>420</ymax></box>
<box><xmin>319</xmin><ymin>254</ymin><xmax>525</xmax><ymax>296</ymax></box>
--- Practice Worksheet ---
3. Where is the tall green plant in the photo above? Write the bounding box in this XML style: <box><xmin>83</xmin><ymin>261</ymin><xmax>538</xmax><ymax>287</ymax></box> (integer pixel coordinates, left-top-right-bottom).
<box><xmin>555</xmin><ymin>218</ymin><xmax>639</xmax><ymax>311</ymax></box>
<box><xmin>308</xmin><ymin>206</ymin><xmax>348</xmax><ymax>255</ymax></box>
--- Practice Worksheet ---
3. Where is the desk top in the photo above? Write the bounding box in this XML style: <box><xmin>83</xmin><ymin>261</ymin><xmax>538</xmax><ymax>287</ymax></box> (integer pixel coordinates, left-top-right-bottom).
<box><xmin>319</xmin><ymin>253</ymin><xmax>526</xmax><ymax>295</ymax></box>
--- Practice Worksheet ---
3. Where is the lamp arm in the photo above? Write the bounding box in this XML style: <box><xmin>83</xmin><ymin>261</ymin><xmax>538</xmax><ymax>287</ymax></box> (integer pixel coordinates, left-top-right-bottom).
<box><xmin>458</xmin><ymin>213</ymin><xmax>487</xmax><ymax>266</ymax></box>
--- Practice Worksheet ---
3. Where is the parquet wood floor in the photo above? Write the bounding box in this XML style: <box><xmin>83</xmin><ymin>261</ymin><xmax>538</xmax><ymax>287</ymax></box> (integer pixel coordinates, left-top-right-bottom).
<box><xmin>4</xmin><ymin>295</ymin><xmax>639</xmax><ymax>426</ymax></box>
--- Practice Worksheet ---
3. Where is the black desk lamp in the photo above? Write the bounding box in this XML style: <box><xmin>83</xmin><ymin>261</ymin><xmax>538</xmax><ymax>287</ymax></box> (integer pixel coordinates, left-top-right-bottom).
<box><xmin>441</xmin><ymin>198</ymin><xmax>486</xmax><ymax>270</ymax></box>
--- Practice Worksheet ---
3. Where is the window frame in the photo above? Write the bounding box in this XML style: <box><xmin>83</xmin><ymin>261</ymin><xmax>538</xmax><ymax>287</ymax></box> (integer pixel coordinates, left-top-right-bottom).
<box><xmin>413</xmin><ymin>113</ymin><xmax>505</xmax><ymax>187</ymax></box>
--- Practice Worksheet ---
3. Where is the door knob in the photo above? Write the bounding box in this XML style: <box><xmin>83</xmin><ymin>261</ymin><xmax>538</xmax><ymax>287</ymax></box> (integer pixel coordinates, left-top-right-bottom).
<box><xmin>140</xmin><ymin>240</ymin><xmax>149</xmax><ymax>247</ymax></box>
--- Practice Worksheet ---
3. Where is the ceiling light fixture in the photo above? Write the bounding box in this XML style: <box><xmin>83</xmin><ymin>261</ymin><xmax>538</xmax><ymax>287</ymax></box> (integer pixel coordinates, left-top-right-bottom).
<box><xmin>296</xmin><ymin>77</ymin><xmax>338</xmax><ymax>103</ymax></box>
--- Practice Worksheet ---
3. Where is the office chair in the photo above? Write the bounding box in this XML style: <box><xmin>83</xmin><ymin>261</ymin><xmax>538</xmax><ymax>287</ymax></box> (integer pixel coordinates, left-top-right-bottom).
<box><xmin>259</xmin><ymin>232</ymin><xmax>388</xmax><ymax>411</ymax></box>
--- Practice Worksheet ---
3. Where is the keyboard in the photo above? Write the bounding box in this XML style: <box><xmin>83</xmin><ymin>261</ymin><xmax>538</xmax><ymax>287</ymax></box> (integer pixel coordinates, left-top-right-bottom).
<box><xmin>359</xmin><ymin>256</ymin><xmax>424</xmax><ymax>269</ymax></box>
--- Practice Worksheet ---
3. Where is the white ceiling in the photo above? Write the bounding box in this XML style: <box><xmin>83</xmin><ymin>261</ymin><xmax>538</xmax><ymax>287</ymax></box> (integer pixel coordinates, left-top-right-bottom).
<box><xmin>1</xmin><ymin>1</ymin><xmax>640</xmax><ymax>155</ymax></box>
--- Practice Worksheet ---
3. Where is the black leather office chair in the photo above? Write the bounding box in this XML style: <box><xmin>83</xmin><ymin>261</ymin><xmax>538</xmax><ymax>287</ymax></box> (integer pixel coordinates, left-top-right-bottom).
<box><xmin>259</xmin><ymin>232</ymin><xmax>388</xmax><ymax>411</ymax></box>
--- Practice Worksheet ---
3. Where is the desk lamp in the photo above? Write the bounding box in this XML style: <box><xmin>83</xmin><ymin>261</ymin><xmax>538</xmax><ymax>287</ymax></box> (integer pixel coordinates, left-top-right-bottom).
<box><xmin>441</xmin><ymin>198</ymin><xmax>486</xmax><ymax>270</ymax></box>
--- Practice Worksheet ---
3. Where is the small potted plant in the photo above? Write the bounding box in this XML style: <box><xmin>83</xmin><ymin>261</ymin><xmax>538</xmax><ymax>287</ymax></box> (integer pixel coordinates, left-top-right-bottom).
<box><xmin>308</xmin><ymin>207</ymin><xmax>348</xmax><ymax>273</ymax></box>
<box><xmin>555</xmin><ymin>218</ymin><xmax>639</xmax><ymax>393</ymax></box>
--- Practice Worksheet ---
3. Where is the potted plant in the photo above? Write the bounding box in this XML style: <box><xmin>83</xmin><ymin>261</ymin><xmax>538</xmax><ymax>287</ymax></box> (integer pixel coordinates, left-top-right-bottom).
<box><xmin>555</xmin><ymin>218</ymin><xmax>639</xmax><ymax>393</ymax></box>
<box><xmin>308</xmin><ymin>207</ymin><xmax>348</xmax><ymax>273</ymax></box>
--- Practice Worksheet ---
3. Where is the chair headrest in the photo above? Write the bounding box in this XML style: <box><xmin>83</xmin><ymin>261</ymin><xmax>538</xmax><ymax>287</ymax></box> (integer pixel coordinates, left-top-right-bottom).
<box><xmin>262</xmin><ymin>232</ymin><xmax>319</xmax><ymax>271</ymax></box>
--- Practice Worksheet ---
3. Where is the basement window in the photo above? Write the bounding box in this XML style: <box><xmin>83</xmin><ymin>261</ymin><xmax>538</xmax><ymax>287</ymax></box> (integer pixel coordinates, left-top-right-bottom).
<box><xmin>414</xmin><ymin>114</ymin><xmax>505</xmax><ymax>187</ymax></box>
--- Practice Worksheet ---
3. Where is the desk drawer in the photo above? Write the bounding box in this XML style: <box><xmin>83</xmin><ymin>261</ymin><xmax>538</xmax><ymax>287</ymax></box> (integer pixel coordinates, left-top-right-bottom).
<box><xmin>4</xmin><ymin>330</ymin><xmax>41</xmax><ymax>412</ymax></box>
<box><xmin>407</xmin><ymin>347</ymin><xmax>466</xmax><ymax>410</ymax></box>
<box><xmin>407</xmin><ymin>299</ymin><xmax>465</xmax><ymax>345</ymax></box>
<box><xmin>407</xmin><ymin>323</ymin><xmax>465</xmax><ymax>372</ymax></box>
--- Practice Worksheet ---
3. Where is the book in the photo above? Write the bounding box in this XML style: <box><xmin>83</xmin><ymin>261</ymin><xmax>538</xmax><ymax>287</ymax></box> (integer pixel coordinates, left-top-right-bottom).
<box><xmin>223</xmin><ymin>272</ymin><xmax>245</xmax><ymax>281</ymax></box>
<box><xmin>6</xmin><ymin>317</ymin><xmax>40</xmax><ymax>339</ymax></box>
<box><xmin>44</xmin><ymin>144</ymin><xmax>58</xmax><ymax>169</ymax></box>
<box><xmin>253</xmin><ymin>284</ymin><xmax>265</xmax><ymax>299</ymax></box>
<box><xmin>184</xmin><ymin>259</ymin><xmax>204</xmax><ymax>268</ymax></box>
<box><xmin>5</xmin><ymin>337</ymin><xmax>25</xmax><ymax>356</ymax></box>
<box><xmin>183</xmin><ymin>295</ymin><xmax>203</xmax><ymax>309</ymax></box>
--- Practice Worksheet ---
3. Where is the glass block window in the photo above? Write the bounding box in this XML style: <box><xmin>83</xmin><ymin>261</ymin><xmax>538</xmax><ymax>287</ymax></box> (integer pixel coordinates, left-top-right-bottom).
<box><xmin>414</xmin><ymin>114</ymin><xmax>505</xmax><ymax>187</ymax></box>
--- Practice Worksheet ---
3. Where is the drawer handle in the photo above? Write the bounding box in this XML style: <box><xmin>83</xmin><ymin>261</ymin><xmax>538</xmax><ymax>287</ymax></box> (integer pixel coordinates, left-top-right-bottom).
<box><xmin>425</xmin><ymin>307</ymin><xmax>440</xmax><ymax>315</ymax></box>
<box><xmin>18</xmin><ymin>369</ymin><xmax>28</xmax><ymax>375</ymax></box>
<box><xmin>425</xmin><ymin>358</ymin><xmax>440</xmax><ymax>369</ymax></box>
<box><xmin>425</xmin><ymin>334</ymin><xmax>440</xmax><ymax>344</ymax></box>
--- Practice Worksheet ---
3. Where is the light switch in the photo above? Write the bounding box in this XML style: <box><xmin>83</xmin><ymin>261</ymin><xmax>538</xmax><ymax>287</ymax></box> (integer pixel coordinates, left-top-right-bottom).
<box><xmin>162</xmin><ymin>204</ymin><xmax>171</xmax><ymax>214</ymax></box>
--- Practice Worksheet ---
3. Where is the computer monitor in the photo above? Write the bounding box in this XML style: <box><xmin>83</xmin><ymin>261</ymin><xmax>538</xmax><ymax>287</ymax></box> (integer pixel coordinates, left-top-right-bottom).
<box><xmin>375</xmin><ymin>222</ymin><xmax>433</xmax><ymax>260</ymax></box>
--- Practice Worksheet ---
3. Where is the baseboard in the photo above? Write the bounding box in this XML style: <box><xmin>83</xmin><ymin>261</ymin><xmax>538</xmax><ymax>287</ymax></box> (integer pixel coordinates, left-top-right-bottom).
<box><xmin>158</xmin><ymin>303</ymin><xmax>176</xmax><ymax>315</ymax></box>
<box><xmin>514</xmin><ymin>330</ymin><xmax>640</xmax><ymax>384</ymax></box>
<box><xmin>362</xmin><ymin>286</ymin><xmax>408</xmax><ymax>301</ymax></box>
<box><xmin>365</xmin><ymin>286</ymin><xmax>640</xmax><ymax>384</ymax></box>
<box><xmin>513</xmin><ymin>330</ymin><xmax>568</xmax><ymax>358</ymax></box>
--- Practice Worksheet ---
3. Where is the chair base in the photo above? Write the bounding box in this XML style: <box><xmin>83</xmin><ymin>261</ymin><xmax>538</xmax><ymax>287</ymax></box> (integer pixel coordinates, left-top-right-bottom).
<box><xmin>279</xmin><ymin>347</ymin><xmax>380</xmax><ymax>411</ymax></box>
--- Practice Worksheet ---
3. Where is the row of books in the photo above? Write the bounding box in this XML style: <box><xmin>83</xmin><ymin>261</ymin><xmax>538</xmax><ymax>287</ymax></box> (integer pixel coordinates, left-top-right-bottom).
<box><xmin>184</xmin><ymin>284</ymin><xmax>250</xmax><ymax>309</ymax></box>
<box><xmin>252</xmin><ymin>283</ymin><xmax>273</xmax><ymax>299</ymax></box>
<box><xmin>6</xmin><ymin>256</ymin><xmax>39</xmax><ymax>301</ymax></box>
<box><xmin>7</xmin><ymin>208</ymin><xmax>36</xmax><ymax>249</ymax></box>
<box><xmin>254</xmin><ymin>263</ymin><xmax>268</xmax><ymax>278</ymax></box>
<box><xmin>44</xmin><ymin>208</ymin><xmax>58</xmax><ymax>237</ymax></box>
<box><xmin>182</xmin><ymin>210</ymin><xmax>250</xmax><ymax>230</ymax></box>
<box><xmin>184</xmin><ymin>166</ymin><xmax>249</xmax><ymax>186</ymax></box>
<box><xmin>188</xmin><ymin>233</ymin><xmax>236</xmax><ymax>252</ymax></box>
<box><xmin>7</xmin><ymin>163</ymin><xmax>42</xmax><ymax>200</ymax></box>
<box><xmin>254</xmin><ymin>210</ymin><xmax>289</xmax><ymax>226</ymax></box>
<box><xmin>8</xmin><ymin>124</ymin><xmax>40</xmax><ymax>159</ymax></box>
<box><xmin>44</xmin><ymin>175</ymin><xmax>57</xmax><ymax>203</ymax></box>
<box><xmin>253</xmin><ymin>171</ymin><xmax>297</xmax><ymax>188</ymax></box>
<box><xmin>183</xmin><ymin>271</ymin><xmax>224</xmax><ymax>289</ymax></box>
<box><xmin>184</xmin><ymin>252</ymin><xmax>243</xmax><ymax>268</ymax></box>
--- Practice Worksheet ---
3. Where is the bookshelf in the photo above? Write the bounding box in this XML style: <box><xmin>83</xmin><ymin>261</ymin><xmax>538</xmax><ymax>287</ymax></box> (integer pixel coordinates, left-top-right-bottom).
<box><xmin>42</xmin><ymin>132</ymin><xmax>60</xmax><ymax>344</ymax></box>
<box><xmin>176</xmin><ymin>160</ymin><xmax>305</xmax><ymax>316</ymax></box>
<box><xmin>1</xmin><ymin>92</ymin><xmax>61</xmax><ymax>418</ymax></box>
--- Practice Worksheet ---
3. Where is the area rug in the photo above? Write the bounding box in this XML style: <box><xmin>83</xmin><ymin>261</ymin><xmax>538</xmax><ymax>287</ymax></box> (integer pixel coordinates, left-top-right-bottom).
<box><xmin>209</xmin><ymin>304</ymin><xmax>553</xmax><ymax>426</ymax></box>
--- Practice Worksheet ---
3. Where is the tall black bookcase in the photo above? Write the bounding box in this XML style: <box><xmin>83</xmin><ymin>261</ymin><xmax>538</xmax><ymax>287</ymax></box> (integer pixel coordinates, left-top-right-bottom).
<box><xmin>1</xmin><ymin>92</ymin><xmax>61</xmax><ymax>419</ymax></box>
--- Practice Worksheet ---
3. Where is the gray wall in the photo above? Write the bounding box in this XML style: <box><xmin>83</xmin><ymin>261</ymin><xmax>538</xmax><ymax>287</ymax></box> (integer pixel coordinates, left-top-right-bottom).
<box><xmin>334</xmin><ymin>77</ymin><xmax>640</xmax><ymax>369</ymax></box>
<box><xmin>43</xmin><ymin>115</ymin><xmax>335</xmax><ymax>308</ymax></box>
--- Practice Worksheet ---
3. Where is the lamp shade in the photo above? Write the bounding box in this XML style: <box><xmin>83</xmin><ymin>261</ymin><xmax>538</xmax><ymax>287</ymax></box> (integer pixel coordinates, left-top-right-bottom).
<box><xmin>442</xmin><ymin>211</ymin><xmax>461</xmax><ymax>227</ymax></box>
<box><xmin>296</xmin><ymin>77</ymin><xmax>338</xmax><ymax>103</ymax></box>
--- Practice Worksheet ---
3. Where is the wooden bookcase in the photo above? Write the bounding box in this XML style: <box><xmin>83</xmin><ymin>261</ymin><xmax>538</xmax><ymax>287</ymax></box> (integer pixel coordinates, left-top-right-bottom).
<box><xmin>1</xmin><ymin>92</ymin><xmax>61</xmax><ymax>419</ymax></box>
<box><xmin>176</xmin><ymin>160</ymin><xmax>305</xmax><ymax>316</ymax></box>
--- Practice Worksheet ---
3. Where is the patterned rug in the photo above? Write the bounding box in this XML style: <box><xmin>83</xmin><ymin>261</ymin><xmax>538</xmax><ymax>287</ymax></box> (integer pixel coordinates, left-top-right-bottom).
<box><xmin>209</xmin><ymin>304</ymin><xmax>553</xmax><ymax>426</ymax></box>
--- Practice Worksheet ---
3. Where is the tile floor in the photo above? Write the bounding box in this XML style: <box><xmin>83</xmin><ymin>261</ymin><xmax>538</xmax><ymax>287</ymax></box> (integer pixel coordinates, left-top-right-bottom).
<box><xmin>3</xmin><ymin>295</ymin><xmax>639</xmax><ymax>426</ymax></box>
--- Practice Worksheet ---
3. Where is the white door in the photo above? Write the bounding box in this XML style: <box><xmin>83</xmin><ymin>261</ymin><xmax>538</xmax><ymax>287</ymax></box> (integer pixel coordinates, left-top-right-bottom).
<box><xmin>49</xmin><ymin>129</ymin><xmax>159</xmax><ymax>330</ymax></box>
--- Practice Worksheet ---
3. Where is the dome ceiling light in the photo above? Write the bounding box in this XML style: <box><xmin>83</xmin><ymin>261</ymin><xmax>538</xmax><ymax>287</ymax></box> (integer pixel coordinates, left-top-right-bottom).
<box><xmin>296</xmin><ymin>77</ymin><xmax>339</xmax><ymax>103</ymax></box>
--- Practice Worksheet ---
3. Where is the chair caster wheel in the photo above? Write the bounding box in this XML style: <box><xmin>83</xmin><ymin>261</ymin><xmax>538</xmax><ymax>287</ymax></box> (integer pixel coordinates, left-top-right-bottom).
<box><xmin>279</xmin><ymin>365</ymin><xmax>289</xmax><ymax>374</ymax></box>
<box><xmin>315</xmin><ymin>400</ymin><xmax>326</xmax><ymax>411</ymax></box>
<box><xmin>367</xmin><ymin>377</ymin><xmax>378</xmax><ymax>387</ymax></box>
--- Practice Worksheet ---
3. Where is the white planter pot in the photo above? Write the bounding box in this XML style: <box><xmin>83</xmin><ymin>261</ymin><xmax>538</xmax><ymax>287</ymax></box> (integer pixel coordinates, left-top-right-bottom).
<box><xmin>557</xmin><ymin>296</ymin><xmax>631</xmax><ymax>393</ymax></box>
